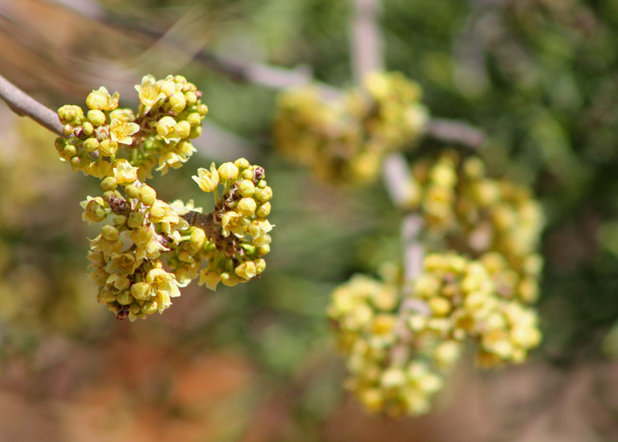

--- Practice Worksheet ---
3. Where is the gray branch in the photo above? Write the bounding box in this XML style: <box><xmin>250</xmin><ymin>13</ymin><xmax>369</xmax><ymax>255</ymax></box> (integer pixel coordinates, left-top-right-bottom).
<box><xmin>350</xmin><ymin>0</ymin><xmax>384</xmax><ymax>81</ymax></box>
<box><xmin>425</xmin><ymin>117</ymin><xmax>485</xmax><ymax>148</ymax></box>
<box><xmin>0</xmin><ymin>74</ymin><xmax>63</xmax><ymax>136</ymax></box>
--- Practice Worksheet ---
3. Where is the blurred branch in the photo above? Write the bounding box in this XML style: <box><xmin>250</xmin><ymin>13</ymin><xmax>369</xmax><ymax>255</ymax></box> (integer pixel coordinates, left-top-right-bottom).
<box><xmin>47</xmin><ymin>0</ymin><xmax>315</xmax><ymax>90</ymax></box>
<box><xmin>425</xmin><ymin>117</ymin><xmax>485</xmax><ymax>148</ymax></box>
<box><xmin>48</xmin><ymin>0</ymin><xmax>485</xmax><ymax>148</ymax></box>
<box><xmin>350</xmin><ymin>0</ymin><xmax>383</xmax><ymax>81</ymax></box>
<box><xmin>0</xmin><ymin>74</ymin><xmax>63</xmax><ymax>135</ymax></box>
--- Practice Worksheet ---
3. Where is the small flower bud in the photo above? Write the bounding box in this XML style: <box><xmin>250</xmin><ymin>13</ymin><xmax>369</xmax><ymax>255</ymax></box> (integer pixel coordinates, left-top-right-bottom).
<box><xmin>127</xmin><ymin>212</ymin><xmax>145</xmax><ymax>229</ymax></box>
<box><xmin>58</xmin><ymin>105</ymin><xmax>84</xmax><ymax>124</ymax></box>
<box><xmin>218</xmin><ymin>162</ymin><xmax>239</xmax><ymax>180</ymax></box>
<box><xmin>255</xmin><ymin>187</ymin><xmax>273</xmax><ymax>203</ymax></box>
<box><xmin>237</xmin><ymin>198</ymin><xmax>257</xmax><ymax>216</ymax></box>
<box><xmin>84</xmin><ymin>199</ymin><xmax>106</xmax><ymax>223</ymax></box>
<box><xmin>187</xmin><ymin>112</ymin><xmax>202</xmax><ymax>127</ymax></box>
<box><xmin>86</xmin><ymin>87</ymin><xmax>117</xmax><ymax>110</ymax></box>
<box><xmin>87</xmin><ymin>109</ymin><xmax>107</xmax><ymax>127</ymax></box>
<box><xmin>156</xmin><ymin>116</ymin><xmax>176</xmax><ymax>138</ymax></box>
<box><xmin>131</xmin><ymin>282</ymin><xmax>151</xmax><ymax>301</ymax></box>
<box><xmin>143</xmin><ymin>302</ymin><xmax>157</xmax><ymax>315</ymax></box>
<box><xmin>116</xmin><ymin>291</ymin><xmax>132</xmax><ymax>305</ymax></box>
<box><xmin>101</xmin><ymin>224</ymin><xmax>119</xmax><ymax>241</ymax></box>
<box><xmin>125</xmin><ymin>184</ymin><xmax>140</xmax><ymax>199</ymax></box>
<box><xmin>83</xmin><ymin>137</ymin><xmax>99</xmax><ymax>152</ymax></box>
<box><xmin>81</xmin><ymin>121</ymin><xmax>94</xmax><ymax>136</ymax></box>
<box><xmin>238</xmin><ymin>180</ymin><xmax>255</xmax><ymax>197</ymax></box>
<box><xmin>99</xmin><ymin>139</ymin><xmax>119</xmax><ymax>157</ymax></box>
<box><xmin>257</xmin><ymin>244</ymin><xmax>270</xmax><ymax>256</ymax></box>
<box><xmin>100</xmin><ymin>176</ymin><xmax>117</xmax><ymax>192</ymax></box>
<box><xmin>174</xmin><ymin>120</ymin><xmax>191</xmax><ymax>139</ymax></box>
<box><xmin>189</xmin><ymin>126</ymin><xmax>202</xmax><ymax>139</ymax></box>
<box><xmin>169</xmin><ymin>92</ymin><xmax>186</xmax><ymax>113</ymax></box>
<box><xmin>234</xmin><ymin>158</ymin><xmax>250</xmax><ymax>170</ymax></box>
<box><xmin>256</xmin><ymin>202</ymin><xmax>271</xmax><ymax>218</ymax></box>
<box><xmin>241</xmin><ymin>169</ymin><xmax>254</xmax><ymax>180</ymax></box>
<box><xmin>196</xmin><ymin>103</ymin><xmax>208</xmax><ymax>115</ymax></box>
<box><xmin>255</xmin><ymin>258</ymin><xmax>266</xmax><ymax>274</ymax></box>
<box><xmin>63</xmin><ymin>144</ymin><xmax>77</xmax><ymax>157</ymax></box>
<box><xmin>139</xmin><ymin>185</ymin><xmax>157</xmax><ymax>206</ymax></box>
<box><xmin>220</xmin><ymin>272</ymin><xmax>240</xmax><ymax>287</ymax></box>
<box><xmin>185</xmin><ymin>91</ymin><xmax>197</xmax><ymax>106</ymax></box>
<box><xmin>190</xmin><ymin>227</ymin><xmax>206</xmax><ymax>248</ymax></box>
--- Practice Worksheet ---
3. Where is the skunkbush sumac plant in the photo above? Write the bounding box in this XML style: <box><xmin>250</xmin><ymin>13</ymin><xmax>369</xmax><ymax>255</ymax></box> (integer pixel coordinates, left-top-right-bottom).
<box><xmin>55</xmin><ymin>75</ymin><xmax>274</xmax><ymax>321</ymax></box>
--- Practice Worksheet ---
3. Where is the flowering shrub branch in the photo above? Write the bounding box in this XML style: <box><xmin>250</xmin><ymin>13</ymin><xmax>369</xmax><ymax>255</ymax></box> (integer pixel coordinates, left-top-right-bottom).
<box><xmin>0</xmin><ymin>73</ymin><xmax>274</xmax><ymax>321</ymax></box>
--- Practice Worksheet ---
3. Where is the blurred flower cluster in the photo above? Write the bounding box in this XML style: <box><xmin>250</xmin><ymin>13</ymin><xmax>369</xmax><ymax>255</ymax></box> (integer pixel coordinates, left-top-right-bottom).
<box><xmin>328</xmin><ymin>151</ymin><xmax>543</xmax><ymax>415</ymax></box>
<box><xmin>273</xmin><ymin>72</ymin><xmax>427</xmax><ymax>185</ymax></box>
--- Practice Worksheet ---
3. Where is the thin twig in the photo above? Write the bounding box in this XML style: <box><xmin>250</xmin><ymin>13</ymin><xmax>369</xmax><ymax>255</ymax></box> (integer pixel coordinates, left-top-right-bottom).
<box><xmin>48</xmin><ymin>0</ymin><xmax>486</xmax><ymax>147</ymax></box>
<box><xmin>350</xmin><ymin>0</ymin><xmax>384</xmax><ymax>81</ymax></box>
<box><xmin>425</xmin><ymin>117</ymin><xmax>485</xmax><ymax>148</ymax></box>
<box><xmin>46</xmin><ymin>0</ymin><xmax>315</xmax><ymax>90</ymax></box>
<box><xmin>0</xmin><ymin>74</ymin><xmax>63</xmax><ymax>135</ymax></box>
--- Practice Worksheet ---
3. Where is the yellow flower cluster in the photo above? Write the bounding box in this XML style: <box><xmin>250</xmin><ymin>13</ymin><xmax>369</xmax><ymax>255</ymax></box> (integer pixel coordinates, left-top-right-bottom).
<box><xmin>411</xmin><ymin>253</ymin><xmax>541</xmax><ymax>367</ymax></box>
<box><xmin>55</xmin><ymin>76</ymin><xmax>274</xmax><ymax>320</ymax></box>
<box><xmin>188</xmin><ymin>158</ymin><xmax>273</xmax><ymax>290</ymax></box>
<box><xmin>404</xmin><ymin>152</ymin><xmax>544</xmax><ymax>304</ymax></box>
<box><xmin>328</xmin><ymin>272</ymin><xmax>453</xmax><ymax>417</ymax></box>
<box><xmin>55</xmin><ymin>75</ymin><xmax>208</xmax><ymax>181</ymax></box>
<box><xmin>328</xmin><ymin>150</ymin><xmax>544</xmax><ymax>415</ymax></box>
<box><xmin>329</xmin><ymin>252</ymin><xmax>542</xmax><ymax>416</ymax></box>
<box><xmin>273</xmin><ymin>72</ymin><xmax>428</xmax><ymax>185</ymax></box>
<box><xmin>84</xmin><ymin>177</ymin><xmax>189</xmax><ymax>320</ymax></box>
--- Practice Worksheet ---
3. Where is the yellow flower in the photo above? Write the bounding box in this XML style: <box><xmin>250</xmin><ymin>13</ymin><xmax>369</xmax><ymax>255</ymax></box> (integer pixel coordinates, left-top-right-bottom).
<box><xmin>110</xmin><ymin>118</ymin><xmax>140</xmax><ymax>145</ymax></box>
<box><xmin>104</xmin><ymin>252</ymin><xmax>139</xmax><ymax>276</ymax></box>
<box><xmin>220</xmin><ymin>211</ymin><xmax>244</xmax><ymax>238</ymax></box>
<box><xmin>156</xmin><ymin>116</ymin><xmax>177</xmax><ymax>140</ymax></box>
<box><xmin>199</xmin><ymin>270</ymin><xmax>221</xmax><ymax>290</ymax></box>
<box><xmin>147</xmin><ymin>267</ymin><xmax>181</xmax><ymax>299</ymax></box>
<box><xmin>86</xmin><ymin>86</ymin><xmax>119</xmax><ymax>111</ymax></box>
<box><xmin>192</xmin><ymin>163</ymin><xmax>220</xmax><ymax>192</ymax></box>
<box><xmin>80</xmin><ymin>196</ymin><xmax>107</xmax><ymax>223</ymax></box>
<box><xmin>156</xmin><ymin>152</ymin><xmax>184</xmax><ymax>174</ymax></box>
<box><xmin>234</xmin><ymin>261</ymin><xmax>257</xmax><ymax>280</ymax></box>
<box><xmin>112</xmin><ymin>159</ymin><xmax>138</xmax><ymax>184</ymax></box>
<box><xmin>135</xmin><ymin>75</ymin><xmax>165</xmax><ymax>112</ymax></box>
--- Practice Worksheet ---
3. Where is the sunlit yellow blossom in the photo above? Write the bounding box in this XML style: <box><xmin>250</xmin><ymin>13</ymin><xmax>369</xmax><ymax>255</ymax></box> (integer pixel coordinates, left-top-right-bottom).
<box><xmin>135</xmin><ymin>75</ymin><xmax>165</xmax><ymax>112</ymax></box>
<box><xmin>193</xmin><ymin>163</ymin><xmax>220</xmax><ymax>192</ymax></box>
<box><xmin>147</xmin><ymin>267</ymin><xmax>181</xmax><ymax>299</ymax></box>
<box><xmin>109</xmin><ymin>118</ymin><xmax>140</xmax><ymax>145</ymax></box>
<box><xmin>86</xmin><ymin>86</ymin><xmax>119</xmax><ymax>111</ymax></box>
<box><xmin>112</xmin><ymin>159</ymin><xmax>138</xmax><ymax>184</ymax></box>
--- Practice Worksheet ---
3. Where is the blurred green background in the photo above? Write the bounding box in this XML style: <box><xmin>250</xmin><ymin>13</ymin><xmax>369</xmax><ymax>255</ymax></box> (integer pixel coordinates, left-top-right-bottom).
<box><xmin>0</xmin><ymin>0</ymin><xmax>617</xmax><ymax>440</ymax></box>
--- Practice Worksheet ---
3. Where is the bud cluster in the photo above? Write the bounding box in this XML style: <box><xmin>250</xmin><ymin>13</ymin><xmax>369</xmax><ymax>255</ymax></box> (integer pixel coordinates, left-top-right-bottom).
<box><xmin>273</xmin><ymin>72</ymin><xmax>428</xmax><ymax>185</ymax></box>
<box><xmin>403</xmin><ymin>152</ymin><xmax>544</xmax><ymax>304</ymax></box>
<box><xmin>328</xmin><ymin>151</ymin><xmax>543</xmax><ymax>416</ymax></box>
<box><xmin>55</xmin><ymin>75</ymin><xmax>208</xmax><ymax>181</ymax></box>
<box><xmin>83</xmin><ymin>178</ymin><xmax>190</xmax><ymax>320</ymax></box>
<box><xmin>183</xmin><ymin>158</ymin><xmax>273</xmax><ymax>290</ymax></box>
<box><xmin>411</xmin><ymin>253</ymin><xmax>541</xmax><ymax>367</ymax></box>
<box><xmin>55</xmin><ymin>76</ymin><xmax>273</xmax><ymax>320</ymax></box>
<box><xmin>328</xmin><ymin>271</ymin><xmax>451</xmax><ymax>417</ymax></box>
